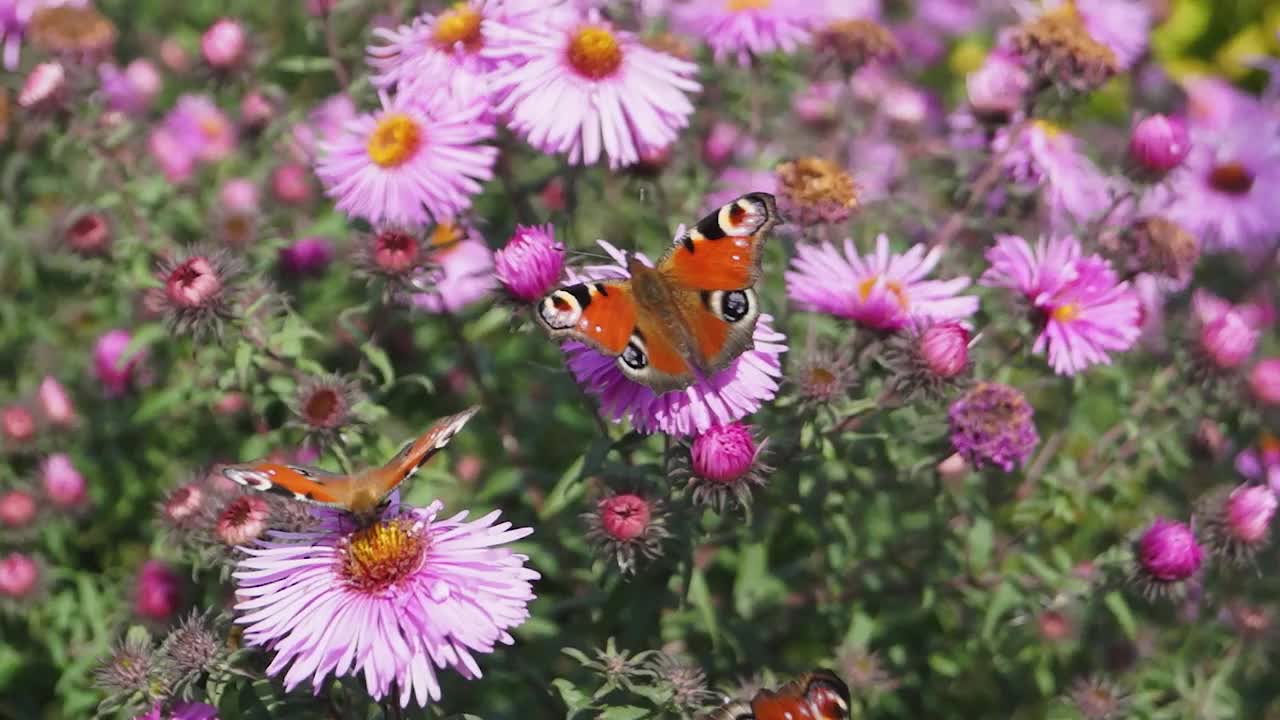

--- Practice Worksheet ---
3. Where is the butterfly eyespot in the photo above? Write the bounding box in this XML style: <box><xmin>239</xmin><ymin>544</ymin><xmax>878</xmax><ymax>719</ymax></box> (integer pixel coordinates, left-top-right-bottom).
<box><xmin>539</xmin><ymin>289</ymin><xmax>584</xmax><ymax>330</ymax></box>
<box><xmin>718</xmin><ymin>289</ymin><xmax>753</xmax><ymax>323</ymax></box>
<box><xmin>621</xmin><ymin>339</ymin><xmax>648</xmax><ymax>370</ymax></box>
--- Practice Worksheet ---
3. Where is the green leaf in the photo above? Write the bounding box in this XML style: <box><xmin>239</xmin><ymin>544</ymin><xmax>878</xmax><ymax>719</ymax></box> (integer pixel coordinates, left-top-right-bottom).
<box><xmin>361</xmin><ymin>342</ymin><xmax>395</xmax><ymax>390</ymax></box>
<box><xmin>235</xmin><ymin>342</ymin><xmax>253</xmax><ymax>388</ymax></box>
<box><xmin>277</xmin><ymin>56</ymin><xmax>336</xmax><ymax>73</ymax></box>
<box><xmin>980</xmin><ymin>581</ymin><xmax>1019</xmax><ymax>642</ymax></box>
<box><xmin>733</xmin><ymin>543</ymin><xmax>767</xmax><ymax>619</ymax></box>
<box><xmin>929</xmin><ymin>654</ymin><xmax>961</xmax><ymax>677</ymax></box>
<box><xmin>687</xmin><ymin>569</ymin><xmax>720</xmax><ymax>649</ymax></box>
<box><xmin>967</xmin><ymin>517</ymin><xmax>994</xmax><ymax>571</ymax></box>
<box><xmin>551</xmin><ymin>678</ymin><xmax>593</xmax><ymax>720</ymax></box>
<box><xmin>599</xmin><ymin>706</ymin><xmax>651</xmax><ymax>720</ymax></box>
<box><xmin>540</xmin><ymin>454</ymin><xmax>586</xmax><ymax>520</ymax></box>
<box><xmin>1104</xmin><ymin>591</ymin><xmax>1137</xmax><ymax>640</ymax></box>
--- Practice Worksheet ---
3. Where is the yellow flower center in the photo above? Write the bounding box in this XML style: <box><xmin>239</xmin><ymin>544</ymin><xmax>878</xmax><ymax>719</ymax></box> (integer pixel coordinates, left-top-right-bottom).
<box><xmin>339</xmin><ymin>518</ymin><xmax>426</xmax><ymax>593</ymax></box>
<box><xmin>366</xmin><ymin>114</ymin><xmax>422</xmax><ymax>168</ymax></box>
<box><xmin>567</xmin><ymin>25</ymin><xmax>623</xmax><ymax>80</ymax></box>
<box><xmin>1052</xmin><ymin>303</ymin><xmax>1079</xmax><ymax>323</ymax></box>
<box><xmin>433</xmin><ymin>2</ymin><xmax>483</xmax><ymax>52</ymax></box>
<box><xmin>199</xmin><ymin>117</ymin><xmax>226</xmax><ymax>140</ymax></box>
<box><xmin>726</xmin><ymin>0</ymin><xmax>772</xmax><ymax>11</ymax></box>
<box><xmin>1033</xmin><ymin>119</ymin><xmax>1063</xmax><ymax>138</ymax></box>
<box><xmin>429</xmin><ymin>221</ymin><xmax>463</xmax><ymax>257</ymax></box>
<box><xmin>857</xmin><ymin>276</ymin><xmax>909</xmax><ymax>308</ymax></box>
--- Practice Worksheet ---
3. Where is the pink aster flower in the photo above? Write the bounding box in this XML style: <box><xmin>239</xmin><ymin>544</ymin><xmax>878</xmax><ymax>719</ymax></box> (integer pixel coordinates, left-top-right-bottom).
<box><xmin>997</xmin><ymin>120</ymin><xmax>1116</xmax><ymax>233</ymax></box>
<box><xmin>291</xmin><ymin>93</ymin><xmax>357</xmax><ymax>161</ymax></box>
<box><xmin>488</xmin><ymin>12</ymin><xmax>699</xmax><ymax>169</ymax></box>
<box><xmin>1146</xmin><ymin>114</ymin><xmax>1280</xmax><ymax>255</ymax></box>
<box><xmin>671</xmin><ymin>0</ymin><xmax>821</xmax><ymax>66</ymax></box>
<box><xmin>981</xmin><ymin>234</ymin><xmax>1141</xmax><ymax>375</ymax></box>
<box><xmin>786</xmin><ymin>234</ymin><xmax>979</xmax><ymax>331</ymax></box>
<box><xmin>411</xmin><ymin>221</ymin><xmax>496</xmax><ymax>314</ymax></box>
<box><xmin>98</xmin><ymin>59</ymin><xmax>162</xmax><ymax>116</ymax></box>
<box><xmin>317</xmin><ymin>85</ymin><xmax>496</xmax><ymax>226</ymax></box>
<box><xmin>493</xmin><ymin>224</ymin><xmax>565</xmax><ymax>302</ymax></box>
<box><xmin>558</xmin><ymin>241</ymin><xmax>786</xmax><ymax>436</ymax></box>
<box><xmin>234</xmin><ymin>499</ymin><xmax>537</xmax><ymax>708</ymax></box>
<box><xmin>162</xmin><ymin>94</ymin><xmax>237</xmax><ymax>164</ymax></box>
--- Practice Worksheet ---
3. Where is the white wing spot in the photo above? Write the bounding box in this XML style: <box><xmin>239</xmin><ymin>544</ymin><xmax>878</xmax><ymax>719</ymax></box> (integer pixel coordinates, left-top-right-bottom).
<box><xmin>731</xmin><ymin>255</ymin><xmax>740</xmax><ymax>261</ymax></box>
<box><xmin>734</xmin><ymin>239</ymin><xmax>748</xmax><ymax>247</ymax></box>
<box><xmin>293</xmin><ymin>492</ymin><xmax>308</xmax><ymax>500</ymax></box>
<box><xmin>594</xmin><ymin>325</ymin><xmax>603</xmax><ymax>333</ymax></box>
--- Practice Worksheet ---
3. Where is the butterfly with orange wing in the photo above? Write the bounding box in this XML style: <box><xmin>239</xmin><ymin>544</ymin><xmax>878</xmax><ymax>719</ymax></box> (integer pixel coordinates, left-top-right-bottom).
<box><xmin>220</xmin><ymin>407</ymin><xmax>479</xmax><ymax>521</ymax></box>
<box><xmin>536</xmin><ymin>192</ymin><xmax>780</xmax><ymax>394</ymax></box>
<box><xmin>704</xmin><ymin>670</ymin><xmax>850</xmax><ymax>720</ymax></box>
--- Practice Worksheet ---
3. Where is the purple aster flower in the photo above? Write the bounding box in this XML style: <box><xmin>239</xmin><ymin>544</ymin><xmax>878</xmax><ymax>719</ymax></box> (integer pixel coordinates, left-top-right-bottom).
<box><xmin>412</xmin><ymin>221</ymin><xmax>496</xmax><ymax>314</ymax></box>
<box><xmin>996</xmin><ymin>120</ymin><xmax>1116</xmax><ymax>233</ymax></box>
<box><xmin>948</xmin><ymin>382</ymin><xmax>1039</xmax><ymax>472</ymax></box>
<box><xmin>1145</xmin><ymin>114</ymin><xmax>1280</xmax><ymax>255</ymax></box>
<box><xmin>1134</xmin><ymin>517</ymin><xmax>1202</xmax><ymax>595</ymax></box>
<box><xmin>1182</xmin><ymin>75</ymin><xmax>1265</xmax><ymax>133</ymax></box>
<box><xmin>981</xmin><ymin>234</ymin><xmax>1141</xmax><ymax>375</ymax></box>
<box><xmin>316</xmin><ymin>84</ymin><xmax>496</xmax><ymax>227</ymax></box>
<box><xmin>786</xmin><ymin>234</ymin><xmax>979</xmax><ymax>331</ymax></box>
<box><xmin>488</xmin><ymin>11</ymin><xmax>699</xmax><ymax>169</ymax></box>
<box><xmin>493</xmin><ymin>224</ymin><xmax>565</xmax><ymax>303</ymax></box>
<box><xmin>558</xmin><ymin>241</ymin><xmax>786</xmax><ymax>436</ymax></box>
<box><xmin>290</xmin><ymin>93</ymin><xmax>357</xmax><ymax>161</ymax></box>
<box><xmin>234</xmin><ymin>499</ymin><xmax>538</xmax><ymax>708</ymax></box>
<box><xmin>671</xmin><ymin>0</ymin><xmax>822</xmax><ymax>66</ymax></box>
<box><xmin>162</xmin><ymin>94</ymin><xmax>237</xmax><ymax>164</ymax></box>
<box><xmin>98</xmin><ymin>59</ymin><xmax>161</xmax><ymax>116</ymax></box>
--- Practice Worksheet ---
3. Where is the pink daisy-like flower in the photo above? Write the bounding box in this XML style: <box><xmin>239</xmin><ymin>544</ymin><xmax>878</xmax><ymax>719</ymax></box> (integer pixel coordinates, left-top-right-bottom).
<box><xmin>982</xmin><ymin>234</ymin><xmax>1141</xmax><ymax>375</ymax></box>
<box><xmin>234</xmin><ymin>499</ymin><xmax>537</xmax><ymax>708</ymax></box>
<box><xmin>1147</xmin><ymin>115</ymin><xmax>1280</xmax><ymax>255</ymax></box>
<box><xmin>412</xmin><ymin>221</ymin><xmax>496</xmax><ymax>314</ymax></box>
<box><xmin>493</xmin><ymin>224</ymin><xmax>565</xmax><ymax>302</ymax></box>
<box><xmin>558</xmin><ymin>241</ymin><xmax>786</xmax><ymax>436</ymax></box>
<box><xmin>997</xmin><ymin>120</ymin><xmax>1115</xmax><ymax>233</ymax></box>
<box><xmin>291</xmin><ymin>93</ymin><xmax>357</xmax><ymax>161</ymax></box>
<box><xmin>671</xmin><ymin>0</ymin><xmax>821</xmax><ymax>66</ymax></box>
<box><xmin>488</xmin><ymin>12</ymin><xmax>699</xmax><ymax>169</ymax></box>
<box><xmin>317</xmin><ymin>85</ymin><xmax>496</xmax><ymax>226</ymax></box>
<box><xmin>786</xmin><ymin>234</ymin><xmax>979</xmax><ymax>331</ymax></box>
<box><xmin>162</xmin><ymin>94</ymin><xmax>237</xmax><ymax>164</ymax></box>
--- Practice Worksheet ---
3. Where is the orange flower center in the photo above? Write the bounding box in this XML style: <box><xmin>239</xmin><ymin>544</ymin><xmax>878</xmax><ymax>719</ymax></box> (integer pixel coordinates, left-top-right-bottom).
<box><xmin>1208</xmin><ymin>162</ymin><xmax>1254</xmax><ymax>196</ymax></box>
<box><xmin>726</xmin><ymin>0</ymin><xmax>772</xmax><ymax>10</ymax></box>
<box><xmin>366</xmin><ymin>114</ymin><xmax>422</xmax><ymax>168</ymax></box>
<box><xmin>567</xmin><ymin>25</ymin><xmax>623</xmax><ymax>80</ymax></box>
<box><xmin>433</xmin><ymin>2</ymin><xmax>483</xmax><ymax>52</ymax></box>
<box><xmin>199</xmin><ymin>116</ymin><xmax>226</xmax><ymax>140</ymax></box>
<box><xmin>1052</xmin><ymin>303</ymin><xmax>1079</xmax><ymax>323</ymax></box>
<box><xmin>339</xmin><ymin>519</ymin><xmax>427</xmax><ymax>593</ymax></box>
<box><xmin>857</xmin><ymin>276</ymin><xmax>909</xmax><ymax>309</ymax></box>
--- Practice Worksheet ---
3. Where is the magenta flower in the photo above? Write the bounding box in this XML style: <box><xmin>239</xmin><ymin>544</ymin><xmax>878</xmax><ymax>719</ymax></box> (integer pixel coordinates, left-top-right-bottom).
<box><xmin>94</xmin><ymin>329</ymin><xmax>145</xmax><ymax>396</ymax></box>
<box><xmin>317</xmin><ymin>85</ymin><xmax>496</xmax><ymax>226</ymax></box>
<box><xmin>41</xmin><ymin>453</ymin><xmax>86</xmax><ymax>508</ymax></box>
<box><xmin>279</xmin><ymin>236</ymin><xmax>335</xmax><ymax>276</ymax></box>
<box><xmin>583</xmin><ymin>491</ymin><xmax>670</xmax><ymax>574</ymax></box>
<box><xmin>488</xmin><ymin>12</ymin><xmax>699</xmax><ymax>168</ymax></box>
<box><xmin>1249</xmin><ymin>358</ymin><xmax>1280</xmax><ymax>406</ymax></box>
<box><xmin>411</xmin><ymin>222</ymin><xmax>496</xmax><ymax>314</ymax></box>
<box><xmin>557</xmin><ymin>241</ymin><xmax>786</xmax><ymax>436</ymax></box>
<box><xmin>918</xmin><ymin>322</ymin><xmax>970</xmax><ymax>379</ymax></box>
<box><xmin>134</xmin><ymin>560</ymin><xmax>181</xmax><ymax>621</ymax></box>
<box><xmin>1199</xmin><ymin>311</ymin><xmax>1258</xmax><ymax>370</ymax></box>
<box><xmin>234</xmin><ymin>500</ymin><xmax>537</xmax><ymax>707</ymax></box>
<box><xmin>493</xmin><ymin>224</ymin><xmax>565</xmax><ymax>303</ymax></box>
<box><xmin>1129</xmin><ymin>114</ymin><xmax>1191</xmax><ymax>175</ymax></box>
<box><xmin>671</xmin><ymin>0</ymin><xmax>820</xmax><ymax>66</ymax></box>
<box><xmin>1136</xmin><ymin>518</ymin><xmax>1202</xmax><ymax>583</ymax></box>
<box><xmin>18</xmin><ymin>61</ymin><xmax>64</xmax><ymax>109</ymax></box>
<box><xmin>948</xmin><ymin>382</ymin><xmax>1039</xmax><ymax>472</ymax></box>
<box><xmin>98</xmin><ymin>59</ymin><xmax>162</xmax><ymax>116</ymax></box>
<box><xmin>997</xmin><ymin>120</ymin><xmax>1115</xmax><ymax>233</ymax></box>
<box><xmin>786</xmin><ymin>234</ymin><xmax>979</xmax><ymax>331</ymax></box>
<box><xmin>691</xmin><ymin>422</ymin><xmax>758</xmax><ymax>483</ymax></box>
<box><xmin>982</xmin><ymin>234</ymin><xmax>1140</xmax><ymax>375</ymax></box>
<box><xmin>134</xmin><ymin>702</ymin><xmax>219</xmax><ymax>720</ymax></box>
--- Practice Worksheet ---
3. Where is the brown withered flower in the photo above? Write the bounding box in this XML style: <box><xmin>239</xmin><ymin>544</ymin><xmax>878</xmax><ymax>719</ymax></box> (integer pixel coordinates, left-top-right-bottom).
<box><xmin>1105</xmin><ymin>215</ymin><xmax>1199</xmax><ymax>283</ymax></box>
<box><xmin>1012</xmin><ymin>4</ymin><xmax>1118</xmax><ymax>94</ymax></box>
<box><xmin>775</xmin><ymin>157</ymin><xmax>859</xmax><ymax>227</ymax></box>
<box><xmin>27</xmin><ymin>5</ymin><xmax>117</xmax><ymax>58</ymax></box>
<box><xmin>813</xmin><ymin>19</ymin><xmax>898</xmax><ymax>72</ymax></box>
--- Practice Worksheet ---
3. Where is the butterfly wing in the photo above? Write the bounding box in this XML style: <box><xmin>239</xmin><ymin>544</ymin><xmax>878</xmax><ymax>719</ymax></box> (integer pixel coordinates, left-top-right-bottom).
<box><xmin>536</xmin><ymin>276</ymin><xmax>696</xmax><ymax>392</ymax></box>
<box><xmin>221</xmin><ymin>462</ymin><xmax>354</xmax><ymax>508</ymax></box>
<box><xmin>750</xmin><ymin>670</ymin><xmax>850</xmax><ymax>720</ymax></box>
<box><xmin>657</xmin><ymin>192</ymin><xmax>778</xmax><ymax>291</ymax></box>
<box><xmin>360</xmin><ymin>406</ymin><xmax>482</xmax><ymax>507</ymax></box>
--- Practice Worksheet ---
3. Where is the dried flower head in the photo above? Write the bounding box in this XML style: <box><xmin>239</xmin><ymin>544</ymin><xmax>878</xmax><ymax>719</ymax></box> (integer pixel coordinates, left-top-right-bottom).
<box><xmin>1107</xmin><ymin>216</ymin><xmax>1199</xmax><ymax>283</ymax></box>
<box><xmin>157</xmin><ymin>609</ymin><xmax>226</xmax><ymax>690</ymax></box>
<box><xmin>789</xmin><ymin>343</ymin><xmax>857</xmax><ymax>408</ymax></box>
<box><xmin>62</xmin><ymin>210</ymin><xmax>112</xmax><ymax>256</ymax></box>
<box><xmin>1012</xmin><ymin>3</ymin><xmax>1119</xmax><ymax>93</ymax></box>
<box><xmin>775</xmin><ymin>158</ymin><xmax>859</xmax><ymax>226</ymax></box>
<box><xmin>94</xmin><ymin>632</ymin><xmax>164</xmax><ymax>700</ymax></box>
<box><xmin>27</xmin><ymin>5</ymin><xmax>117</xmax><ymax>57</ymax></box>
<box><xmin>948</xmin><ymin>382</ymin><xmax>1039</xmax><ymax>472</ymax></box>
<box><xmin>646</xmin><ymin>653</ymin><xmax>718</xmax><ymax>716</ymax></box>
<box><xmin>1199</xmin><ymin>484</ymin><xmax>1277</xmax><ymax>564</ymax></box>
<box><xmin>813</xmin><ymin>19</ymin><xmax>898</xmax><ymax>72</ymax></box>
<box><xmin>160</xmin><ymin>483</ymin><xmax>205</xmax><ymax>529</ymax></box>
<box><xmin>672</xmin><ymin>423</ymin><xmax>773</xmax><ymax>513</ymax></box>
<box><xmin>583</xmin><ymin>491</ymin><xmax>671</xmax><ymax>575</ymax></box>
<box><xmin>355</xmin><ymin>226</ymin><xmax>430</xmax><ymax>297</ymax></box>
<box><xmin>1067</xmin><ymin>676</ymin><xmax>1129</xmax><ymax>720</ymax></box>
<box><xmin>147</xmin><ymin>248</ymin><xmax>243</xmax><ymax>341</ymax></box>
<box><xmin>579</xmin><ymin>638</ymin><xmax>657</xmax><ymax>691</ymax></box>
<box><xmin>290</xmin><ymin>374</ymin><xmax>365</xmax><ymax>449</ymax></box>
<box><xmin>835</xmin><ymin>645</ymin><xmax>899</xmax><ymax>695</ymax></box>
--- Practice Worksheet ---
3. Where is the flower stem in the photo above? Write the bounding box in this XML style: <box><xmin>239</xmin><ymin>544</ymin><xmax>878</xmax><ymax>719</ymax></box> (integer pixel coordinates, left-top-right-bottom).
<box><xmin>928</xmin><ymin>118</ymin><xmax>1030</xmax><ymax>248</ymax></box>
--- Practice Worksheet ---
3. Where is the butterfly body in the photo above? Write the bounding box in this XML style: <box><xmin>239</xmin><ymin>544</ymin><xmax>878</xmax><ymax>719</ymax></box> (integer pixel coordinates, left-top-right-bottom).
<box><xmin>537</xmin><ymin>193</ymin><xmax>779</xmax><ymax>394</ymax></box>
<box><xmin>221</xmin><ymin>407</ymin><xmax>480</xmax><ymax>522</ymax></box>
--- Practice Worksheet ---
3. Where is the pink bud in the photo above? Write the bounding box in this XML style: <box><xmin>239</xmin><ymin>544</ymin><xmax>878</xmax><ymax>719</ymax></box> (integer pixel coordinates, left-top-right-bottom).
<box><xmin>271</xmin><ymin>163</ymin><xmax>313</xmax><ymax>205</ymax></box>
<box><xmin>2</xmin><ymin>406</ymin><xmax>35</xmax><ymax>443</ymax></box>
<box><xmin>219</xmin><ymin>178</ymin><xmax>259</xmax><ymax>214</ymax></box>
<box><xmin>42</xmin><ymin>454</ymin><xmax>87</xmax><ymax>508</ymax></box>
<box><xmin>702</xmin><ymin>121</ymin><xmax>741</xmax><ymax>169</ymax></box>
<box><xmin>165</xmin><ymin>256</ymin><xmax>223</xmax><ymax>308</ymax></box>
<box><xmin>18</xmin><ymin>62</ymin><xmax>65</xmax><ymax>109</ymax></box>
<box><xmin>134</xmin><ymin>560</ymin><xmax>181</xmax><ymax>620</ymax></box>
<box><xmin>540</xmin><ymin>178</ymin><xmax>566</xmax><ymax>212</ymax></box>
<box><xmin>94</xmin><ymin>329</ymin><xmax>145</xmax><ymax>396</ymax></box>
<box><xmin>793</xmin><ymin>82</ymin><xmax>839</xmax><ymax>128</ymax></box>
<box><xmin>126</xmin><ymin>59</ymin><xmax>163</xmax><ymax>100</ymax></box>
<box><xmin>493</xmin><ymin>224</ymin><xmax>564</xmax><ymax>303</ymax></box>
<box><xmin>691</xmin><ymin>422</ymin><xmax>758</xmax><ymax>483</ymax></box>
<box><xmin>279</xmin><ymin>236</ymin><xmax>334</xmax><ymax>276</ymax></box>
<box><xmin>37</xmin><ymin>376</ymin><xmax>75</xmax><ymax>426</ymax></box>
<box><xmin>1226</xmin><ymin>485</ymin><xmax>1277</xmax><ymax>544</ymax></box>
<box><xmin>966</xmin><ymin>52</ymin><xmax>1028</xmax><ymax>118</ymax></box>
<box><xmin>0</xmin><ymin>552</ymin><xmax>39</xmax><ymax>598</ymax></box>
<box><xmin>1249</xmin><ymin>359</ymin><xmax>1280</xmax><ymax>406</ymax></box>
<box><xmin>598</xmin><ymin>494</ymin><xmax>652</xmax><ymax>541</ymax></box>
<box><xmin>0</xmin><ymin>490</ymin><xmax>36</xmax><ymax>528</ymax></box>
<box><xmin>1138</xmin><ymin>518</ymin><xmax>1202</xmax><ymax>582</ymax></box>
<box><xmin>1129</xmin><ymin>114</ymin><xmax>1191</xmax><ymax>175</ymax></box>
<box><xmin>159</xmin><ymin>37</ymin><xmax>191</xmax><ymax>73</ymax></box>
<box><xmin>919</xmin><ymin>322</ymin><xmax>970</xmax><ymax>378</ymax></box>
<box><xmin>201</xmin><ymin>19</ymin><xmax>247</xmax><ymax>69</ymax></box>
<box><xmin>239</xmin><ymin>89</ymin><xmax>275</xmax><ymax>128</ymax></box>
<box><xmin>1200</xmin><ymin>311</ymin><xmax>1258</xmax><ymax>370</ymax></box>
<box><xmin>65</xmin><ymin>212</ymin><xmax>111</xmax><ymax>255</ymax></box>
